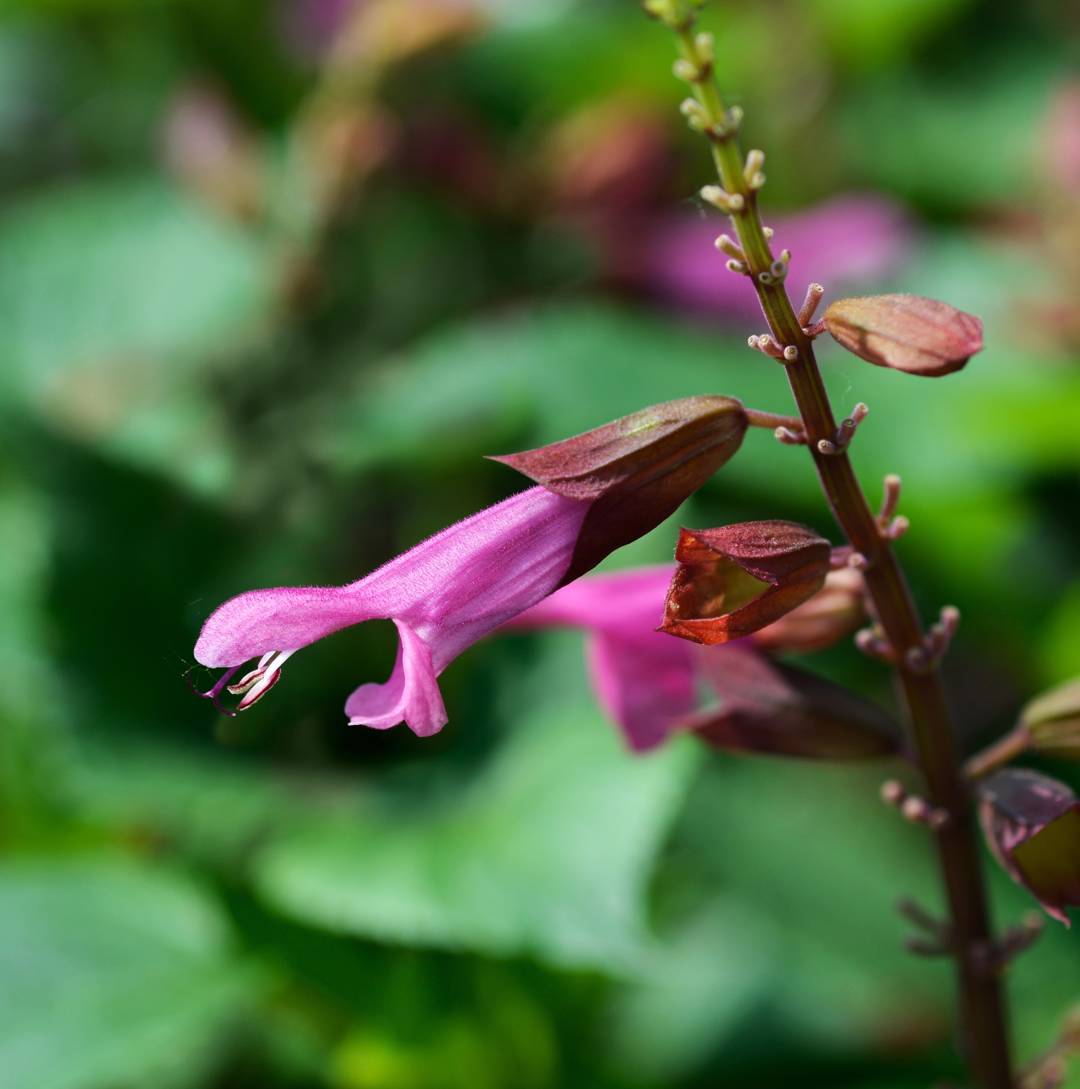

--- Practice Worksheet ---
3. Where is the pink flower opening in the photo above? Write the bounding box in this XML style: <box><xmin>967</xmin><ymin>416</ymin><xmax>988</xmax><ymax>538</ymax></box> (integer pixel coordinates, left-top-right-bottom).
<box><xmin>194</xmin><ymin>486</ymin><xmax>590</xmax><ymax>736</ymax></box>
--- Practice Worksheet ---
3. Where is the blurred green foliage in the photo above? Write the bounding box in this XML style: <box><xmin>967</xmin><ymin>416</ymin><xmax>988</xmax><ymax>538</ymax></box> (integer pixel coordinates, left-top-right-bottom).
<box><xmin>0</xmin><ymin>1</ymin><xmax>1076</xmax><ymax>1087</ymax></box>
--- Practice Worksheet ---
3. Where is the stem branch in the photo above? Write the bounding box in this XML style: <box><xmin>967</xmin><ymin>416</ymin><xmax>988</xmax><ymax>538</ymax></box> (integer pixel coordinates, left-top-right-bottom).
<box><xmin>744</xmin><ymin>407</ymin><xmax>804</xmax><ymax>432</ymax></box>
<box><xmin>964</xmin><ymin>726</ymin><xmax>1032</xmax><ymax>782</ymax></box>
<box><xmin>661</xmin><ymin>11</ymin><xmax>1015</xmax><ymax>1087</ymax></box>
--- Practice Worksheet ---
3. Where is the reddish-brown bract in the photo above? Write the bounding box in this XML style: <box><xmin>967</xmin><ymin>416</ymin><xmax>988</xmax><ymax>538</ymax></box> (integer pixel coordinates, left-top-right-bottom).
<box><xmin>660</xmin><ymin>520</ymin><xmax>831</xmax><ymax>644</ymax></box>
<box><xmin>492</xmin><ymin>396</ymin><xmax>750</xmax><ymax>581</ymax></box>
<box><xmin>824</xmin><ymin>293</ymin><xmax>983</xmax><ymax>377</ymax></box>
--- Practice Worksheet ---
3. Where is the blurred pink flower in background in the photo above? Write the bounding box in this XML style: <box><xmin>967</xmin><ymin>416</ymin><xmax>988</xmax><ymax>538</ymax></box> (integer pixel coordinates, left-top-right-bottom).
<box><xmin>1045</xmin><ymin>81</ymin><xmax>1080</xmax><ymax>194</ymax></box>
<box><xmin>512</xmin><ymin>567</ymin><xmax>697</xmax><ymax>752</ymax></box>
<box><xmin>633</xmin><ymin>195</ymin><xmax>911</xmax><ymax>321</ymax></box>
<box><xmin>511</xmin><ymin>565</ymin><xmax>865</xmax><ymax>752</ymax></box>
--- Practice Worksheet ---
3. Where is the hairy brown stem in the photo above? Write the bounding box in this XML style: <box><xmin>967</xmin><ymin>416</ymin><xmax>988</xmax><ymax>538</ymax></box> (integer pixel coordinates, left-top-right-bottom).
<box><xmin>659</xmin><ymin>11</ymin><xmax>1014</xmax><ymax>1087</ymax></box>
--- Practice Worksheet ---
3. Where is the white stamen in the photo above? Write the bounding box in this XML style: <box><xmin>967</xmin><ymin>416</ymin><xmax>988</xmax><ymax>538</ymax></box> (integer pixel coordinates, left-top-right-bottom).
<box><xmin>234</xmin><ymin>649</ymin><xmax>297</xmax><ymax>710</ymax></box>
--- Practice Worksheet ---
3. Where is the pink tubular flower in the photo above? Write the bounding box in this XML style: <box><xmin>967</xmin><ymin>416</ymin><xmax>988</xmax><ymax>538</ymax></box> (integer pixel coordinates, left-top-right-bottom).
<box><xmin>511</xmin><ymin>565</ymin><xmax>867</xmax><ymax>752</ymax></box>
<box><xmin>513</xmin><ymin>566</ymin><xmax>696</xmax><ymax>752</ymax></box>
<box><xmin>195</xmin><ymin>487</ymin><xmax>590</xmax><ymax>737</ymax></box>
<box><xmin>193</xmin><ymin>396</ymin><xmax>750</xmax><ymax>736</ymax></box>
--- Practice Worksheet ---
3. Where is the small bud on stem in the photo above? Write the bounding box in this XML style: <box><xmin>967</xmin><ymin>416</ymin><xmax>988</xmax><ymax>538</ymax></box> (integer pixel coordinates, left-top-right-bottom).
<box><xmin>714</xmin><ymin>233</ymin><xmax>744</xmax><ymax>260</ymax></box>
<box><xmin>798</xmin><ymin>282</ymin><xmax>825</xmax><ymax>327</ymax></box>
<box><xmin>743</xmin><ymin>148</ymin><xmax>766</xmax><ymax>190</ymax></box>
<box><xmin>878</xmin><ymin>474</ymin><xmax>903</xmax><ymax>524</ymax></box>
<box><xmin>856</xmin><ymin>625</ymin><xmax>895</xmax><ymax>663</ymax></box>
<box><xmin>701</xmin><ymin>184</ymin><xmax>745</xmax><ymax>213</ymax></box>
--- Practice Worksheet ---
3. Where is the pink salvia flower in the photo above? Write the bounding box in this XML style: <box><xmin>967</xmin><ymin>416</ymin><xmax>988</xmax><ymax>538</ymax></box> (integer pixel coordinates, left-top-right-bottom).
<box><xmin>196</xmin><ymin>487</ymin><xmax>591</xmax><ymax>736</ymax></box>
<box><xmin>193</xmin><ymin>396</ymin><xmax>750</xmax><ymax>735</ymax></box>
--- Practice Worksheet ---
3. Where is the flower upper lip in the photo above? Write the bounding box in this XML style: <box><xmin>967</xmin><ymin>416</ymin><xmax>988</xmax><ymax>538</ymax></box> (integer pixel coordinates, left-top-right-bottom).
<box><xmin>194</xmin><ymin>486</ymin><xmax>591</xmax><ymax>734</ymax></box>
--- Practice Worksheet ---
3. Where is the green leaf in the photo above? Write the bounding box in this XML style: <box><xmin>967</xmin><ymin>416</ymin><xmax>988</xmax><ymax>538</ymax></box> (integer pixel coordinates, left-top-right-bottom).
<box><xmin>607</xmin><ymin>900</ymin><xmax>787</xmax><ymax>1082</ymax></box>
<box><xmin>0</xmin><ymin>855</ymin><xmax>257</xmax><ymax>1089</ymax></box>
<box><xmin>67</xmin><ymin>736</ymin><xmax>340</xmax><ymax>863</ymax></box>
<box><xmin>628</xmin><ymin>759</ymin><xmax>951</xmax><ymax>1061</ymax></box>
<box><xmin>0</xmin><ymin>465</ymin><xmax>75</xmax><ymax>842</ymax></box>
<box><xmin>0</xmin><ymin>177</ymin><xmax>275</xmax><ymax>495</ymax></box>
<box><xmin>839</xmin><ymin>53</ymin><xmax>1064</xmax><ymax>208</ymax></box>
<box><xmin>252</xmin><ymin>635</ymin><xmax>700</xmax><ymax>971</ymax></box>
<box><xmin>807</xmin><ymin>0</ymin><xmax>974</xmax><ymax>70</ymax></box>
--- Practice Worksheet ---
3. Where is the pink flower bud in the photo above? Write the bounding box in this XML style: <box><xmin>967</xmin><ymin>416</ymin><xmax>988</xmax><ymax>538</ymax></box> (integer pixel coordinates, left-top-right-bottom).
<box><xmin>978</xmin><ymin>769</ymin><xmax>1080</xmax><ymax>926</ymax></box>
<box><xmin>660</xmin><ymin>520</ymin><xmax>831</xmax><ymax>645</ymax></box>
<box><xmin>823</xmin><ymin>293</ymin><xmax>983</xmax><ymax>377</ymax></box>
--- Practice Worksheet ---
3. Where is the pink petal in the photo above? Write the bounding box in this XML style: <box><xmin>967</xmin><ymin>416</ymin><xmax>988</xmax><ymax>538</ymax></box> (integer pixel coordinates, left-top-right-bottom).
<box><xmin>587</xmin><ymin>629</ymin><xmax>698</xmax><ymax>751</ymax></box>
<box><xmin>345</xmin><ymin>619</ymin><xmax>447</xmax><ymax>736</ymax></box>
<box><xmin>195</xmin><ymin>486</ymin><xmax>588</xmax><ymax>667</ymax></box>
<box><xmin>194</xmin><ymin>583</ymin><xmax>377</xmax><ymax>668</ymax></box>
<box><xmin>513</xmin><ymin>565</ymin><xmax>673</xmax><ymax>630</ymax></box>
<box><xmin>509</xmin><ymin>565</ymin><xmax>697</xmax><ymax>750</ymax></box>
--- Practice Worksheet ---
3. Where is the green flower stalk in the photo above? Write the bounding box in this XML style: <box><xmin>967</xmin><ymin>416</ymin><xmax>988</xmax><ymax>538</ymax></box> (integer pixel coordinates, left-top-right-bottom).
<box><xmin>645</xmin><ymin>1</ymin><xmax>1015</xmax><ymax>1085</ymax></box>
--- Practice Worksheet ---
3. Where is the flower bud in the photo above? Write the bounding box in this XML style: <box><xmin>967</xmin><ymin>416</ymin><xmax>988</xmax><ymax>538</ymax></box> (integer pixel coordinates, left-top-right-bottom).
<box><xmin>978</xmin><ymin>768</ymin><xmax>1080</xmax><ymax>926</ymax></box>
<box><xmin>660</xmin><ymin>520</ymin><xmax>831</xmax><ymax>644</ymax></box>
<box><xmin>680</xmin><ymin>643</ymin><xmax>899</xmax><ymax>759</ymax></box>
<box><xmin>823</xmin><ymin>293</ymin><xmax>983</xmax><ymax>377</ymax></box>
<box><xmin>1020</xmin><ymin>678</ymin><xmax>1080</xmax><ymax>759</ymax></box>
<box><xmin>492</xmin><ymin>396</ymin><xmax>749</xmax><ymax>581</ymax></box>
<box><xmin>752</xmin><ymin>567</ymin><xmax>865</xmax><ymax>654</ymax></box>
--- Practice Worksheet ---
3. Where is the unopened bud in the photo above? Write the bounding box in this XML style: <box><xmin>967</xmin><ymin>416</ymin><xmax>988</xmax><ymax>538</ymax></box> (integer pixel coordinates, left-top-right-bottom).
<box><xmin>661</xmin><ymin>520</ymin><xmax>831</xmax><ymax>644</ymax></box>
<box><xmin>700</xmin><ymin>184</ymin><xmax>744</xmax><ymax>213</ymax></box>
<box><xmin>823</xmin><ymin>293</ymin><xmax>984</xmax><ymax>377</ymax></box>
<box><xmin>744</xmin><ymin>148</ymin><xmax>766</xmax><ymax>189</ymax></box>
<box><xmin>679</xmin><ymin>98</ymin><xmax>709</xmax><ymax>133</ymax></box>
<box><xmin>492</xmin><ymin>397</ymin><xmax>750</xmax><ymax>582</ymax></box>
<box><xmin>753</xmin><ymin>568</ymin><xmax>866</xmax><ymax>654</ymax></box>
<box><xmin>673</xmin><ymin>58</ymin><xmax>699</xmax><ymax>82</ymax></box>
